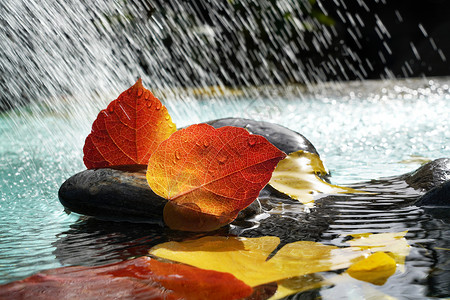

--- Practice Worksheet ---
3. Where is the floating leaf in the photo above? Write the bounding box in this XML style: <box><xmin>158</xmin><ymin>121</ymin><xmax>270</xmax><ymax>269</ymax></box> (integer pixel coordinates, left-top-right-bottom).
<box><xmin>150</xmin><ymin>236</ymin><xmax>359</xmax><ymax>294</ymax></box>
<box><xmin>83</xmin><ymin>79</ymin><xmax>176</xmax><ymax>169</ymax></box>
<box><xmin>269</xmin><ymin>150</ymin><xmax>366</xmax><ymax>205</ymax></box>
<box><xmin>147</xmin><ymin>124</ymin><xmax>286</xmax><ymax>231</ymax></box>
<box><xmin>347</xmin><ymin>252</ymin><xmax>396</xmax><ymax>285</ymax></box>
<box><xmin>150</xmin><ymin>232</ymin><xmax>410</xmax><ymax>299</ymax></box>
<box><xmin>0</xmin><ymin>256</ymin><xmax>253</xmax><ymax>300</ymax></box>
<box><xmin>345</xmin><ymin>231</ymin><xmax>410</xmax><ymax>269</ymax></box>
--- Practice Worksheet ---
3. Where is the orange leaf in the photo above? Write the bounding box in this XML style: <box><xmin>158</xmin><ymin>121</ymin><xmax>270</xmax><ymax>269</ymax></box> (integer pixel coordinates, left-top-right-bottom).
<box><xmin>0</xmin><ymin>257</ymin><xmax>253</xmax><ymax>300</ymax></box>
<box><xmin>147</xmin><ymin>124</ymin><xmax>286</xmax><ymax>231</ymax></box>
<box><xmin>83</xmin><ymin>79</ymin><xmax>176</xmax><ymax>169</ymax></box>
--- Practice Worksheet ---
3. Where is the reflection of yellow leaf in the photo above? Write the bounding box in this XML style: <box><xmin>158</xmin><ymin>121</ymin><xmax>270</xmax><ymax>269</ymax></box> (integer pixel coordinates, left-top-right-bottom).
<box><xmin>346</xmin><ymin>231</ymin><xmax>410</xmax><ymax>268</ymax></box>
<box><xmin>269</xmin><ymin>150</ymin><xmax>365</xmax><ymax>205</ymax></box>
<box><xmin>347</xmin><ymin>252</ymin><xmax>396</xmax><ymax>285</ymax></box>
<box><xmin>149</xmin><ymin>232</ymin><xmax>410</xmax><ymax>299</ymax></box>
<box><xmin>150</xmin><ymin>236</ymin><xmax>361</xmax><ymax>288</ymax></box>
<box><xmin>272</xmin><ymin>275</ymin><xmax>328</xmax><ymax>300</ymax></box>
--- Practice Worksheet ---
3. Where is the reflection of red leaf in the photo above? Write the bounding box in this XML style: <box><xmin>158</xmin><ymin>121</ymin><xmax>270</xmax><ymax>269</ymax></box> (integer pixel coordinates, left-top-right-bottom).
<box><xmin>147</xmin><ymin>124</ymin><xmax>286</xmax><ymax>231</ymax></box>
<box><xmin>83</xmin><ymin>79</ymin><xmax>176</xmax><ymax>169</ymax></box>
<box><xmin>0</xmin><ymin>257</ymin><xmax>253</xmax><ymax>300</ymax></box>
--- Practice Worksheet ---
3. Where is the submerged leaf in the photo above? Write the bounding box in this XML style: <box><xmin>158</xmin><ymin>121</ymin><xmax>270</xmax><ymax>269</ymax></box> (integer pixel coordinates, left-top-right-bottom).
<box><xmin>83</xmin><ymin>79</ymin><xmax>176</xmax><ymax>169</ymax></box>
<box><xmin>150</xmin><ymin>235</ymin><xmax>363</xmax><ymax>298</ymax></box>
<box><xmin>150</xmin><ymin>232</ymin><xmax>410</xmax><ymax>299</ymax></box>
<box><xmin>269</xmin><ymin>150</ymin><xmax>365</xmax><ymax>205</ymax></box>
<box><xmin>0</xmin><ymin>256</ymin><xmax>253</xmax><ymax>300</ymax></box>
<box><xmin>347</xmin><ymin>252</ymin><xmax>396</xmax><ymax>285</ymax></box>
<box><xmin>147</xmin><ymin>124</ymin><xmax>286</xmax><ymax>231</ymax></box>
<box><xmin>345</xmin><ymin>231</ymin><xmax>410</xmax><ymax>268</ymax></box>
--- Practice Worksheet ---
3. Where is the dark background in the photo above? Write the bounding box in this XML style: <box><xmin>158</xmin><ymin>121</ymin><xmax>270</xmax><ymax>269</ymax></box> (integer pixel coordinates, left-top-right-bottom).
<box><xmin>1</xmin><ymin>0</ymin><xmax>450</xmax><ymax>111</ymax></box>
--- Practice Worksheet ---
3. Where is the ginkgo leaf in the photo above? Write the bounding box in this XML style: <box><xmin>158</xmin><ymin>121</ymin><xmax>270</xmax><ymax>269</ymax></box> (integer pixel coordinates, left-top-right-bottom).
<box><xmin>149</xmin><ymin>232</ymin><xmax>410</xmax><ymax>299</ymax></box>
<box><xmin>347</xmin><ymin>252</ymin><xmax>396</xmax><ymax>285</ymax></box>
<box><xmin>269</xmin><ymin>150</ymin><xmax>366</xmax><ymax>205</ymax></box>
<box><xmin>0</xmin><ymin>256</ymin><xmax>253</xmax><ymax>300</ymax></box>
<box><xmin>83</xmin><ymin>79</ymin><xmax>176</xmax><ymax>169</ymax></box>
<box><xmin>146</xmin><ymin>124</ymin><xmax>286</xmax><ymax>231</ymax></box>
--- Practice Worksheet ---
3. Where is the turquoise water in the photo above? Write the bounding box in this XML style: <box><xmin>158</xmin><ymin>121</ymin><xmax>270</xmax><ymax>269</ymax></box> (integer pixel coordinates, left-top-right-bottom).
<box><xmin>0</xmin><ymin>79</ymin><xmax>449</xmax><ymax>296</ymax></box>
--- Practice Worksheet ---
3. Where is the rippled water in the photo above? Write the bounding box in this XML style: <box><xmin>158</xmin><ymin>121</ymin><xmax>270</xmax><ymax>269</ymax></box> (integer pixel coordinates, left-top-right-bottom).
<box><xmin>0</xmin><ymin>78</ymin><xmax>449</xmax><ymax>298</ymax></box>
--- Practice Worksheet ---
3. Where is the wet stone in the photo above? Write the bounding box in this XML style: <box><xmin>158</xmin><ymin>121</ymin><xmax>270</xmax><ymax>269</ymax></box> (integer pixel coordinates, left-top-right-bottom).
<box><xmin>415</xmin><ymin>180</ymin><xmax>450</xmax><ymax>206</ymax></box>
<box><xmin>205</xmin><ymin>117</ymin><xmax>319</xmax><ymax>155</ymax></box>
<box><xmin>59</xmin><ymin>166</ymin><xmax>166</xmax><ymax>224</ymax></box>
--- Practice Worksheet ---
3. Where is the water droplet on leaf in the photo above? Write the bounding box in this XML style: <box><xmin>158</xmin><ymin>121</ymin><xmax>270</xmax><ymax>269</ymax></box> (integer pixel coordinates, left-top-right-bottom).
<box><xmin>137</xmin><ymin>88</ymin><xmax>144</xmax><ymax>97</ymax></box>
<box><xmin>175</xmin><ymin>150</ymin><xmax>181</xmax><ymax>160</ymax></box>
<box><xmin>203</xmin><ymin>140</ymin><xmax>210</xmax><ymax>148</ymax></box>
<box><xmin>155</xmin><ymin>102</ymin><xmax>162</xmax><ymax>110</ymax></box>
<box><xmin>248</xmin><ymin>137</ymin><xmax>257</xmax><ymax>147</ymax></box>
<box><xmin>146</xmin><ymin>101</ymin><xmax>153</xmax><ymax>108</ymax></box>
<box><xmin>217</xmin><ymin>155</ymin><xmax>228</xmax><ymax>164</ymax></box>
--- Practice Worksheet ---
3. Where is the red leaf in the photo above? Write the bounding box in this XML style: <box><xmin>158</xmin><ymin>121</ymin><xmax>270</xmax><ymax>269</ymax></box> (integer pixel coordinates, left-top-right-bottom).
<box><xmin>83</xmin><ymin>79</ymin><xmax>176</xmax><ymax>169</ymax></box>
<box><xmin>0</xmin><ymin>257</ymin><xmax>253</xmax><ymax>300</ymax></box>
<box><xmin>147</xmin><ymin>124</ymin><xmax>286</xmax><ymax>231</ymax></box>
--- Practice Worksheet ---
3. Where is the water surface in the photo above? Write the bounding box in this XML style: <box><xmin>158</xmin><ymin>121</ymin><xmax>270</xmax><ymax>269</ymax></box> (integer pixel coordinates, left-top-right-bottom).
<box><xmin>0</xmin><ymin>78</ymin><xmax>449</xmax><ymax>298</ymax></box>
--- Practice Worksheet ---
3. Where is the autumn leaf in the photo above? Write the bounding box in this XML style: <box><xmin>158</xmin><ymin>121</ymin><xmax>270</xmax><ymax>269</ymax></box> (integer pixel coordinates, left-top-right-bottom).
<box><xmin>347</xmin><ymin>252</ymin><xmax>396</xmax><ymax>285</ymax></box>
<box><xmin>149</xmin><ymin>232</ymin><xmax>410</xmax><ymax>299</ymax></box>
<box><xmin>269</xmin><ymin>150</ymin><xmax>366</xmax><ymax>205</ymax></box>
<box><xmin>0</xmin><ymin>256</ymin><xmax>253</xmax><ymax>300</ymax></box>
<box><xmin>83</xmin><ymin>79</ymin><xmax>176</xmax><ymax>169</ymax></box>
<box><xmin>146</xmin><ymin>124</ymin><xmax>286</xmax><ymax>231</ymax></box>
<box><xmin>345</xmin><ymin>231</ymin><xmax>410</xmax><ymax>270</ymax></box>
<box><xmin>150</xmin><ymin>236</ymin><xmax>358</xmax><ymax>299</ymax></box>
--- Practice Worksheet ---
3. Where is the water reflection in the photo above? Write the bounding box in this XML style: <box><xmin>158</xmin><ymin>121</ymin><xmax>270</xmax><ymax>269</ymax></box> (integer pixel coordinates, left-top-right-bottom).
<box><xmin>52</xmin><ymin>217</ymin><xmax>229</xmax><ymax>267</ymax></box>
<box><xmin>49</xmin><ymin>171</ymin><xmax>450</xmax><ymax>298</ymax></box>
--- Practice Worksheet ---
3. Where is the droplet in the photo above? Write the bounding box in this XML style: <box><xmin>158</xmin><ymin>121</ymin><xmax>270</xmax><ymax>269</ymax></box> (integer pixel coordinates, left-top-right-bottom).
<box><xmin>217</xmin><ymin>154</ymin><xmax>228</xmax><ymax>164</ymax></box>
<box><xmin>248</xmin><ymin>137</ymin><xmax>257</xmax><ymax>147</ymax></box>
<box><xmin>203</xmin><ymin>140</ymin><xmax>210</xmax><ymax>148</ymax></box>
<box><xmin>195</xmin><ymin>141</ymin><xmax>202</xmax><ymax>147</ymax></box>
<box><xmin>107</xmin><ymin>104</ymin><xmax>114</xmax><ymax>113</ymax></box>
<box><xmin>155</xmin><ymin>102</ymin><xmax>162</xmax><ymax>110</ymax></box>
<box><xmin>146</xmin><ymin>101</ymin><xmax>152</xmax><ymax>108</ymax></box>
<box><xmin>175</xmin><ymin>151</ymin><xmax>181</xmax><ymax>160</ymax></box>
<box><xmin>168</xmin><ymin>123</ymin><xmax>175</xmax><ymax>128</ymax></box>
<box><xmin>144</xmin><ymin>91</ymin><xmax>150</xmax><ymax>100</ymax></box>
<box><xmin>165</xmin><ymin>115</ymin><xmax>170</xmax><ymax>120</ymax></box>
<box><xmin>137</xmin><ymin>88</ymin><xmax>144</xmax><ymax>97</ymax></box>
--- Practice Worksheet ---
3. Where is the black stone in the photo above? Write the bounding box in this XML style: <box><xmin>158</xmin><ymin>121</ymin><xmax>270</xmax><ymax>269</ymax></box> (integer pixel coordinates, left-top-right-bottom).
<box><xmin>205</xmin><ymin>117</ymin><xmax>319</xmax><ymax>156</ymax></box>
<box><xmin>415</xmin><ymin>180</ymin><xmax>450</xmax><ymax>206</ymax></box>
<box><xmin>59</xmin><ymin>167</ymin><xmax>166</xmax><ymax>224</ymax></box>
<box><xmin>401</xmin><ymin>158</ymin><xmax>450</xmax><ymax>192</ymax></box>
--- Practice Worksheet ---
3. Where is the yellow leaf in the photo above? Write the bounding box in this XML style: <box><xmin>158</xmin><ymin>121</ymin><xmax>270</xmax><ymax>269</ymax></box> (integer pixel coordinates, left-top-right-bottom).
<box><xmin>345</xmin><ymin>231</ymin><xmax>410</xmax><ymax>268</ymax></box>
<box><xmin>347</xmin><ymin>252</ymin><xmax>396</xmax><ymax>285</ymax></box>
<box><xmin>151</xmin><ymin>236</ymin><xmax>362</xmax><ymax>287</ymax></box>
<box><xmin>149</xmin><ymin>232</ymin><xmax>410</xmax><ymax>298</ymax></box>
<box><xmin>269</xmin><ymin>150</ymin><xmax>365</xmax><ymax>205</ymax></box>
